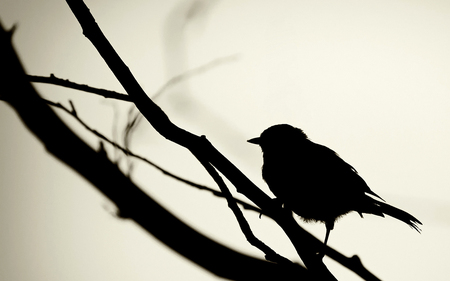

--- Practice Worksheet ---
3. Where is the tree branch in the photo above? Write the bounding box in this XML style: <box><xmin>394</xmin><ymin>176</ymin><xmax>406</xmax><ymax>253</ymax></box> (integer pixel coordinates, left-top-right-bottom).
<box><xmin>41</xmin><ymin>96</ymin><xmax>380</xmax><ymax>280</ymax></box>
<box><xmin>194</xmin><ymin>139</ymin><xmax>292</xmax><ymax>265</ymax></box>
<box><xmin>0</xmin><ymin>20</ymin><xmax>308</xmax><ymax>280</ymax></box>
<box><xmin>26</xmin><ymin>54</ymin><xmax>238</xmax><ymax>103</ymax></box>
<box><xmin>64</xmin><ymin>0</ymin><xmax>337</xmax><ymax>279</ymax></box>
<box><xmin>27</xmin><ymin>73</ymin><xmax>132</xmax><ymax>101</ymax></box>
<box><xmin>5</xmin><ymin>1</ymin><xmax>382</xmax><ymax>279</ymax></box>
<box><xmin>43</xmin><ymin>97</ymin><xmax>263</xmax><ymax>214</ymax></box>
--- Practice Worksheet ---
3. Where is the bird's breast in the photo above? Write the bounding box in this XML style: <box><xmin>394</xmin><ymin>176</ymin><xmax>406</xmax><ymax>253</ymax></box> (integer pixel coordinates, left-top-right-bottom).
<box><xmin>261</xmin><ymin>152</ymin><xmax>354</xmax><ymax>222</ymax></box>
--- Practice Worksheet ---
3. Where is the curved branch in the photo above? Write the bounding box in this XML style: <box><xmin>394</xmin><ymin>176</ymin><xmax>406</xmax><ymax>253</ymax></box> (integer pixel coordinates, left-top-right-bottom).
<box><xmin>61</xmin><ymin>1</ymin><xmax>381</xmax><ymax>279</ymax></box>
<box><xmin>0</xmin><ymin>21</ymin><xmax>307</xmax><ymax>280</ymax></box>
<box><xmin>41</xmin><ymin>96</ymin><xmax>380</xmax><ymax>280</ymax></box>
<box><xmin>63</xmin><ymin>1</ymin><xmax>337</xmax><ymax>280</ymax></box>
<box><xmin>44</xmin><ymin>97</ymin><xmax>263</xmax><ymax>214</ymax></box>
<box><xmin>194</xmin><ymin>141</ymin><xmax>292</xmax><ymax>265</ymax></box>
<box><xmin>27</xmin><ymin>73</ymin><xmax>132</xmax><ymax>101</ymax></box>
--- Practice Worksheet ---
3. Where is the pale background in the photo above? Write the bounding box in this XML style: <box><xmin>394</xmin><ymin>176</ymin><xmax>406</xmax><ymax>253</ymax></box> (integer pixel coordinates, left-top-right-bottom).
<box><xmin>1</xmin><ymin>0</ymin><xmax>449</xmax><ymax>280</ymax></box>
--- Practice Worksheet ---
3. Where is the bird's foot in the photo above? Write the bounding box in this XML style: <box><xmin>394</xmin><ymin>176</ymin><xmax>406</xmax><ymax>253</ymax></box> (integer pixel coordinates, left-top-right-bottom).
<box><xmin>260</xmin><ymin>198</ymin><xmax>288</xmax><ymax>218</ymax></box>
<box><xmin>270</xmin><ymin>197</ymin><xmax>284</xmax><ymax>208</ymax></box>
<box><xmin>316</xmin><ymin>249</ymin><xmax>326</xmax><ymax>260</ymax></box>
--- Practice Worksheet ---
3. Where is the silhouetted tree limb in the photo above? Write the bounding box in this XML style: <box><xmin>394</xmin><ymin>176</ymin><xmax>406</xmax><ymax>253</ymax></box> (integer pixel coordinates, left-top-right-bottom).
<box><xmin>65</xmin><ymin>1</ymin><xmax>337</xmax><ymax>279</ymax></box>
<box><xmin>62</xmin><ymin>1</ymin><xmax>389</xmax><ymax>280</ymax></box>
<box><xmin>194</xmin><ymin>143</ymin><xmax>293</xmax><ymax>265</ymax></box>
<box><xmin>27</xmin><ymin>73</ymin><xmax>132</xmax><ymax>101</ymax></box>
<box><xmin>43</xmin><ymin>97</ymin><xmax>263</xmax><ymax>214</ymax></box>
<box><xmin>124</xmin><ymin>54</ymin><xmax>239</xmax><ymax>148</ymax></box>
<box><xmin>26</xmin><ymin>54</ymin><xmax>239</xmax><ymax>153</ymax></box>
<box><xmin>40</xmin><ymin>97</ymin><xmax>312</xmax><ymax>269</ymax></box>
<box><xmin>1</xmin><ymin>2</ymin><xmax>383</xmax><ymax>278</ymax></box>
<box><xmin>39</xmin><ymin>96</ymin><xmax>378</xmax><ymax>280</ymax></box>
<box><xmin>26</xmin><ymin>55</ymin><xmax>238</xmax><ymax>103</ymax></box>
<box><xmin>0</xmin><ymin>20</ymin><xmax>308</xmax><ymax>281</ymax></box>
<box><xmin>19</xmin><ymin>68</ymin><xmax>388</xmax><ymax>279</ymax></box>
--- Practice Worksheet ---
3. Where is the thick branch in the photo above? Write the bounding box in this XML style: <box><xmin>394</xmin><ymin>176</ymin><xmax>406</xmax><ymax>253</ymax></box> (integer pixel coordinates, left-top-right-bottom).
<box><xmin>66</xmin><ymin>0</ymin><xmax>191</xmax><ymax>145</ymax></box>
<box><xmin>42</xmin><ymin>96</ymin><xmax>380</xmax><ymax>280</ymax></box>
<box><xmin>63</xmin><ymin>1</ymin><xmax>336</xmax><ymax>279</ymax></box>
<box><xmin>194</xmin><ymin>142</ymin><xmax>292</xmax><ymax>265</ymax></box>
<box><xmin>0</xmin><ymin>21</ymin><xmax>307</xmax><ymax>280</ymax></box>
<box><xmin>25</xmin><ymin>1</ymin><xmax>382</xmax><ymax>279</ymax></box>
<box><xmin>44</xmin><ymin>98</ymin><xmax>262</xmax><ymax>214</ymax></box>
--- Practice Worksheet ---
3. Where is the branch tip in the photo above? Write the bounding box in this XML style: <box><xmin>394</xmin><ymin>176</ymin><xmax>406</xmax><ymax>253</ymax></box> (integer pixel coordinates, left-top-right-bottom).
<box><xmin>68</xmin><ymin>100</ymin><xmax>77</xmax><ymax>116</ymax></box>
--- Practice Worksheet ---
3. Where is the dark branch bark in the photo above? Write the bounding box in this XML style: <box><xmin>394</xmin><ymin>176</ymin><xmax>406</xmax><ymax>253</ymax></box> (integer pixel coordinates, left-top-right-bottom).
<box><xmin>64</xmin><ymin>1</ymin><xmax>336</xmax><ymax>279</ymax></box>
<box><xmin>0</xmin><ymin>20</ymin><xmax>308</xmax><ymax>280</ymax></box>
<box><xmin>2</xmin><ymin>0</ymin><xmax>383</xmax><ymax>277</ymax></box>
<box><xmin>194</xmin><ymin>144</ymin><xmax>293</xmax><ymax>265</ymax></box>
<box><xmin>27</xmin><ymin>73</ymin><xmax>132</xmax><ymax>101</ymax></box>
<box><xmin>61</xmin><ymin>1</ymin><xmax>389</xmax><ymax>280</ymax></box>
<box><xmin>44</xmin><ymin>97</ymin><xmax>263</xmax><ymax>214</ymax></box>
<box><xmin>26</xmin><ymin>55</ymin><xmax>238</xmax><ymax>103</ymax></box>
<box><xmin>42</xmin><ymin>96</ymin><xmax>380</xmax><ymax>280</ymax></box>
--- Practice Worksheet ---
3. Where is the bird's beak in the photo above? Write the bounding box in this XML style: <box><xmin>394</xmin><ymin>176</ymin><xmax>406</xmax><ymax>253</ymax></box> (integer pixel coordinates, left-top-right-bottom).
<box><xmin>247</xmin><ymin>137</ymin><xmax>260</xmax><ymax>145</ymax></box>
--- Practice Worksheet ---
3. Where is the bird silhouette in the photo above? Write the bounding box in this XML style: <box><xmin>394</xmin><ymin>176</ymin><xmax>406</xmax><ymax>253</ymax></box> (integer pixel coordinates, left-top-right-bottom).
<box><xmin>248</xmin><ymin>124</ymin><xmax>421</xmax><ymax>251</ymax></box>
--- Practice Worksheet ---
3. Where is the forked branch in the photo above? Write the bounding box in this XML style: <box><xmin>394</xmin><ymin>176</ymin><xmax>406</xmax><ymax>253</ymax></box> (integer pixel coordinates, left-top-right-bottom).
<box><xmin>0</xmin><ymin>20</ymin><xmax>307</xmax><ymax>280</ymax></box>
<box><xmin>63</xmin><ymin>1</ymin><xmax>360</xmax><ymax>280</ymax></box>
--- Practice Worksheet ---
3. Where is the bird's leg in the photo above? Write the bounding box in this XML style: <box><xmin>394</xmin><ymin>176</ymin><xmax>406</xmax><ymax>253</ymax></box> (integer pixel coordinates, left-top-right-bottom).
<box><xmin>318</xmin><ymin>221</ymin><xmax>334</xmax><ymax>259</ymax></box>
<box><xmin>259</xmin><ymin>198</ymin><xmax>284</xmax><ymax>218</ymax></box>
<box><xmin>323</xmin><ymin>222</ymin><xmax>333</xmax><ymax>246</ymax></box>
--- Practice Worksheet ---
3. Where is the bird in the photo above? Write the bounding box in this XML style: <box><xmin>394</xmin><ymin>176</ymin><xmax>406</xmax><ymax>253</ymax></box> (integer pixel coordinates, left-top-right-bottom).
<box><xmin>248</xmin><ymin>124</ymin><xmax>422</xmax><ymax>251</ymax></box>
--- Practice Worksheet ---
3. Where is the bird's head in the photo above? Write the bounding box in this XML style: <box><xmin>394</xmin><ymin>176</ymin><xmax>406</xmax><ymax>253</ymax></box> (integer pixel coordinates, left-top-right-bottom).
<box><xmin>248</xmin><ymin>124</ymin><xmax>308</xmax><ymax>151</ymax></box>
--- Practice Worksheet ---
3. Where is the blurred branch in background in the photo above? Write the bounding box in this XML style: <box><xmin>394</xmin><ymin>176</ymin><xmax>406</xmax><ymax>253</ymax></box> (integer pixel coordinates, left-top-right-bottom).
<box><xmin>163</xmin><ymin>0</ymin><xmax>256</xmax><ymax>163</ymax></box>
<box><xmin>124</xmin><ymin>54</ymin><xmax>239</xmax><ymax>151</ymax></box>
<box><xmin>43</xmin><ymin>97</ymin><xmax>263</xmax><ymax>214</ymax></box>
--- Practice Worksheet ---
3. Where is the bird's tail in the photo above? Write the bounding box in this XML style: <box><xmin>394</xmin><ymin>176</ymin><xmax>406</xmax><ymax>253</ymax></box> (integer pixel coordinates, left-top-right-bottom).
<box><xmin>378</xmin><ymin>201</ymin><xmax>422</xmax><ymax>232</ymax></box>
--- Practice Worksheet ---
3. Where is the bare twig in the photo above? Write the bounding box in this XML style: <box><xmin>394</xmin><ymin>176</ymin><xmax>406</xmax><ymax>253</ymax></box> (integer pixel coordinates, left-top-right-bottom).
<box><xmin>124</xmin><ymin>55</ymin><xmax>239</xmax><ymax>150</ymax></box>
<box><xmin>195</xmin><ymin>136</ymin><xmax>292</xmax><ymax>265</ymax></box>
<box><xmin>27</xmin><ymin>55</ymin><xmax>238</xmax><ymax>103</ymax></box>
<box><xmin>1</xmin><ymin>21</ymin><xmax>310</xmax><ymax>278</ymax></box>
<box><xmin>43</xmin><ymin>98</ymin><xmax>262</xmax><ymax>214</ymax></box>
<box><xmin>64</xmin><ymin>0</ymin><xmax>337</xmax><ymax>279</ymax></box>
<box><xmin>44</xmin><ymin>98</ymin><xmax>380</xmax><ymax>279</ymax></box>
<box><xmin>63</xmin><ymin>1</ymin><xmax>382</xmax><ymax>279</ymax></box>
<box><xmin>27</xmin><ymin>73</ymin><xmax>132</xmax><ymax>101</ymax></box>
<box><xmin>151</xmin><ymin>54</ymin><xmax>239</xmax><ymax>100</ymax></box>
<box><xmin>27</xmin><ymin>53</ymin><xmax>238</xmax><ymax>152</ymax></box>
<box><xmin>42</xmin><ymin>97</ymin><xmax>381</xmax><ymax>281</ymax></box>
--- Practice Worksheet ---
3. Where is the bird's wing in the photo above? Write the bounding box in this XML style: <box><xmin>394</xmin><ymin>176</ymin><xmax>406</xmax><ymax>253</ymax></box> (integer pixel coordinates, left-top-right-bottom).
<box><xmin>309</xmin><ymin>142</ymin><xmax>384</xmax><ymax>201</ymax></box>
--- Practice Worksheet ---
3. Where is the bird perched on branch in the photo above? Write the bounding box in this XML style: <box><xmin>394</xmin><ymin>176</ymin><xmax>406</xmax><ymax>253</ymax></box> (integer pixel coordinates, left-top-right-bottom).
<box><xmin>248</xmin><ymin>124</ymin><xmax>421</xmax><ymax>250</ymax></box>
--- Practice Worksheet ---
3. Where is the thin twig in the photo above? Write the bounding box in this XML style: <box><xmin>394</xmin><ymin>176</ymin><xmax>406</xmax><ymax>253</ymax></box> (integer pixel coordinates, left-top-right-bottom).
<box><xmin>43</xmin><ymin>98</ymin><xmax>262</xmax><ymax>214</ymax></box>
<box><xmin>41</xmin><ymin>97</ymin><xmax>380</xmax><ymax>279</ymax></box>
<box><xmin>27</xmin><ymin>73</ymin><xmax>132</xmax><ymax>101</ymax></box>
<box><xmin>27</xmin><ymin>54</ymin><xmax>239</xmax><ymax>152</ymax></box>
<box><xmin>194</xmin><ymin>138</ymin><xmax>292</xmax><ymax>265</ymax></box>
<box><xmin>123</xmin><ymin>54</ymin><xmax>239</xmax><ymax>149</ymax></box>
<box><xmin>1</xmin><ymin>22</ymin><xmax>306</xmax><ymax>278</ymax></box>
<box><xmin>27</xmin><ymin>55</ymin><xmax>237</xmax><ymax>104</ymax></box>
<box><xmin>63</xmin><ymin>1</ymin><xmax>379</xmax><ymax>279</ymax></box>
